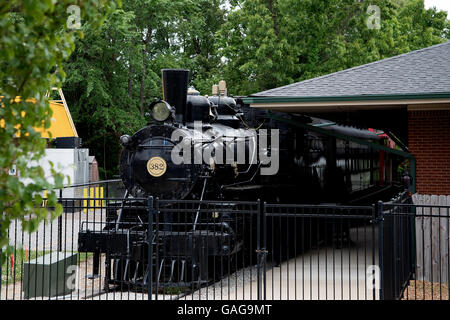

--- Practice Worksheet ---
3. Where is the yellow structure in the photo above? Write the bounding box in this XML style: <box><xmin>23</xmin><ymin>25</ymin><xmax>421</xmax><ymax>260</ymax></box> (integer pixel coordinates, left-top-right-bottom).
<box><xmin>39</xmin><ymin>88</ymin><xmax>78</xmax><ymax>138</ymax></box>
<box><xmin>83</xmin><ymin>186</ymin><xmax>105</xmax><ymax>213</ymax></box>
<box><xmin>1</xmin><ymin>88</ymin><xmax>78</xmax><ymax>138</ymax></box>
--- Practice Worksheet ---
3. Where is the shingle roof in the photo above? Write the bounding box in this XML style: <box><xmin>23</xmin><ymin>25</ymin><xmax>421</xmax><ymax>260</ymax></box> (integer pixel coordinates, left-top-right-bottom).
<box><xmin>251</xmin><ymin>41</ymin><xmax>450</xmax><ymax>98</ymax></box>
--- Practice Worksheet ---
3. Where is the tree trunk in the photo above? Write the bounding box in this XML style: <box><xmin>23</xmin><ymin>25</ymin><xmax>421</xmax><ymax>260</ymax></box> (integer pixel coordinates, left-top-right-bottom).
<box><xmin>139</xmin><ymin>54</ymin><xmax>145</xmax><ymax>116</ymax></box>
<box><xmin>266</xmin><ymin>0</ymin><xmax>279</xmax><ymax>37</ymax></box>
<box><xmin>128</xmin><ymin>64</ymin><xmax>133</xmax><ymax>98</ymax></box>
<box><xmin>139</xmin><ymin>29</ymin><xmax>152</xmax><ymax>116</ymax></box>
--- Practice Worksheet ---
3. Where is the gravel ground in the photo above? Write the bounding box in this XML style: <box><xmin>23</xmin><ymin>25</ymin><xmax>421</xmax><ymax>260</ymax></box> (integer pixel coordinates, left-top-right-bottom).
<box><xmin>176</xmin><ymin>265</ymin><xmax>261</xmax><ymax>300</ymax></box>
<box><xmin>402</xmin><ymin>280</ymin><xmax>449</xmax><ymax>300</ymax></box>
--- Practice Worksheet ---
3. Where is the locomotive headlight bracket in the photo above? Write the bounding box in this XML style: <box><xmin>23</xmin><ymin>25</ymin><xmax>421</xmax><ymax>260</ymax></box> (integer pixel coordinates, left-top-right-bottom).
<box><xmin>150</xmin><ymin>100</ymin><xmax>173</xmax><ymax>122</ymax></box>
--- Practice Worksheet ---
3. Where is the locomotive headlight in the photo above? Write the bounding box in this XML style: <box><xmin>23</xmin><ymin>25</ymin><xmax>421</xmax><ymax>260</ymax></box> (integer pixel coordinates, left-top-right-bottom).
<box><xmin>120</xmin><ymin>135</ymin><xmax>132</xmax><ymax>146</ymax></box>
<box><xmin>150</xmin><ymin>100</ymin><xmax>172</xmax><ymax>122</ymax></box>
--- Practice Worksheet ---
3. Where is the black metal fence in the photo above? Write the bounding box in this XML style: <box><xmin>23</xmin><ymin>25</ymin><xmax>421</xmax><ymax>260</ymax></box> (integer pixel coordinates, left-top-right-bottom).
<box><xmin>264</xmin><ymin>204</ymin><xmax>378</xmax><ymax>300</ymax></box>
<box><xmin>0</xmin><ymin>195</ymin><xmax>151</xmax><ymax>300</ymax></box>
<box><xmin>151</xmin><ymin>200</ymin><xmax>261</xmax><ymax>300</ymax></box>
<box><xmin>378</xmin><ymin>193</ymin><xmax>414</xmax><ymax>300</ymax></box>
<box><xmin>0</xmin><ymin>193</ymin><xmax>263</xmax><ymax>300</ymax></box>
<box><xmin>1</xmin><ymin>191</ymin><xmax>450</xmax><ymax>300</ymax></box>
<box><xmin>381</xmin><ymin>195</ymin><xmax>450</xmax><ymax>300</ymax></box>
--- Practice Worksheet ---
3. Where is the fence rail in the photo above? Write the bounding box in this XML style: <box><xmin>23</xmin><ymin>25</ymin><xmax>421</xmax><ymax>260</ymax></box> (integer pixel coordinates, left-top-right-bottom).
<box><xmin>264</xmin><ymin>203</ymin><xmax>377</xmax><ymax>300</ymax></box>
<box><xmin>1</xmin><ymin>192</ymin><xmax>449</xmax><ymax>300</ymax></box>
<box><xmin>381</xmin><ymin>194</ymin><xmax>450</xmax><ymax>300</ymax></box>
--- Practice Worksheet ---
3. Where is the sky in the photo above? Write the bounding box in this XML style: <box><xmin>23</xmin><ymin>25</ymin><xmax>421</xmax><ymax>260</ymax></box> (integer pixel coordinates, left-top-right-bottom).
<box><xmin>424</xmin><ymin>0</ymin><xmax>450</xmax><ymax>18</ymax></box>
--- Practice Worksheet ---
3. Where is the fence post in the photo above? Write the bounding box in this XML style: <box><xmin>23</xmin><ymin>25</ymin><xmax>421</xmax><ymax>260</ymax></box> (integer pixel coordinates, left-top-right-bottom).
<box><xmin>263</xmin><ymin>201</ymin><xmax>267</xmax><ymax>300</ymax></box>
<box><xmin>256</xmin><ymin>200</ymin><xmax>261</xmax><ymax>300</ymax></box>
<box><xmin>147</xmin><ymin>196</ymin><xmax>154</xmax><ymax>301</ymax></box>
<box><xmin>378</xmin><ymin>201</ymin><xmax>384</xmax><ymax>300</ymax></box>
<box><xmin>58</xmin><ymin>189</ymin><xmax>63</xmax><ymax>252</ymax></box>
<box><xmin>256</xmin><ymin>200</ymin><xmax>268</xmax><ymax>300</ymax></box>
<box><xmin>408</xmin><ymin>196</ymin><xmax>416</xmax><ymax>271</ymax></box>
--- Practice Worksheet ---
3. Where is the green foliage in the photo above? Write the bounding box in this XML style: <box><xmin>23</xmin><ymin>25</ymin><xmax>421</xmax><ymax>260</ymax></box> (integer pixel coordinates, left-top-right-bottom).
<box><xmin>176</xmin><ymin>0</ymin><xmax>227</xmax><ymax>94</ymax></box>
<box><xmin>0</xmin><ymin>1</ymin><xmax>118</xmax><ymax>262</ymax></box>
<box><xmin>63</xmin><ymin>8</ymin><xmax>146</xmax><ymax>177</ymax></box>
<box><xmin>216</xmin><ymin>0</ymin><xmax>450</xmax><ymax>95</ymax></box>
<box><xmin>62</xmin><ymin>0</ymin><xmax>227</xmax><ymax>177</ymax></box>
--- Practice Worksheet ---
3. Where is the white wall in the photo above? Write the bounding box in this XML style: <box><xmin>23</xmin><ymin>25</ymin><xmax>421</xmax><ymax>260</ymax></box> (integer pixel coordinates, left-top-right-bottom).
<box><xmin>21</xmin><ymin>148</ymin><xmax>90</xmax><ymax>198</ymax></box>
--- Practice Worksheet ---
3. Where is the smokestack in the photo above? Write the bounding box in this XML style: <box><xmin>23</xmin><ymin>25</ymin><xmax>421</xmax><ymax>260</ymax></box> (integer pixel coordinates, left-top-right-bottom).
<box><xmin>161</xmin><ymin>69</ymin><xmax>190</xmax><ymax>124</ymax></box>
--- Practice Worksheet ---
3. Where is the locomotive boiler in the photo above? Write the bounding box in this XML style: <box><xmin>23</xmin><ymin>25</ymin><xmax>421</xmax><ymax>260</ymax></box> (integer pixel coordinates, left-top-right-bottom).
<box><xmin>78</xmin><ymin>69</ymin><xmax>395</xmax><ymax>291</ymax></box>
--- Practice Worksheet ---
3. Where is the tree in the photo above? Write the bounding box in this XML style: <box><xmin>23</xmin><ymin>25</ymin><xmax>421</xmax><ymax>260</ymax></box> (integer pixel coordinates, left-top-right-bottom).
<box><xmin>62</xmin><ymin>0</ymin><xmax>227</xmax><ymax>177</ymax></box>
<box><xmin>0</xmin><ymin>1</ymin><xmax>118</xmax><ymax>261</ymax></box>
<box><xmin>63</xmin><ymin>8</ymin><xmax>147</xmax><ymax>178</ymax></box>
<box><xmin>216</xmin><ymin>0</ymin><xmax>450</xmax><ymax>95</ymax></box>
<box><xmin>62</xmin><ymin>1</ymin><xmax>185</xmax><ymax>178</ymax></box>
<box><xmin>176</xmin><ymin>0</ymin><xmax>227</xmax><ymax>94</ymax></box>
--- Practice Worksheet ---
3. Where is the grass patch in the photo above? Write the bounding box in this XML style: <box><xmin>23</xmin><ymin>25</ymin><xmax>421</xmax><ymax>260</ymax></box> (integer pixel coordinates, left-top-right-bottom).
<box><xmin>1</xmin><ymin>249</ymin><xmax>44</xmax><ymax>285</ymax></box>
<box><xmin>159</xmin><ymin>286</ymin><xmax>184</xmax><ymax>295</ymax></box>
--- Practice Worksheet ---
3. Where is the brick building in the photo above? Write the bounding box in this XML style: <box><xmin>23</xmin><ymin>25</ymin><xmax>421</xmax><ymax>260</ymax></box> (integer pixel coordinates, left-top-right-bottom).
<box><xmin>243</xmin><ymin>41</ymin><xmax>450</xmax><ymax>199</ymax></box>
<box><xmin>408</xmin><ymin>109</ymin><xmax>450</xmax><ymax>195</ymax></box>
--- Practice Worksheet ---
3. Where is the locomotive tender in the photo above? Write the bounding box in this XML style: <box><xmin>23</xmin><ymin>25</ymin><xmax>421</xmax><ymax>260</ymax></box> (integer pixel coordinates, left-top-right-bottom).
<box><xmin>78</xmin><ymin>69</ymin><xmax>397</xmax><ymax>291</ymax></box>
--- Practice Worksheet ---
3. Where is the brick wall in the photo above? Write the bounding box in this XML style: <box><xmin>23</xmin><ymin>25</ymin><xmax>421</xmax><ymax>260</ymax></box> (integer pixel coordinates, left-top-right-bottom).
<box><xmin>408</xmin><ymin>109</ymin><xmax>450</xmax><ymax>195</ymax></box>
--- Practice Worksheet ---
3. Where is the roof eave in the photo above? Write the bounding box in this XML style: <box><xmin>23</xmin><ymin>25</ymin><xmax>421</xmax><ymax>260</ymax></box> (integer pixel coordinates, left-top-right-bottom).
<box><xmin>242</xmin><ymin>92</ymin><xmax>450</xmax><ymax>104</ymax></box>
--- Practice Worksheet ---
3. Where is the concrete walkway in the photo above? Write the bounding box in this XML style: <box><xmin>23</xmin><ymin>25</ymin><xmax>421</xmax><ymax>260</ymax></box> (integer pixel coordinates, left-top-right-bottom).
<box><xmin>192</xmin><ymin>226</ymin><xmax>380</xmax><ymax>300</ymax></box>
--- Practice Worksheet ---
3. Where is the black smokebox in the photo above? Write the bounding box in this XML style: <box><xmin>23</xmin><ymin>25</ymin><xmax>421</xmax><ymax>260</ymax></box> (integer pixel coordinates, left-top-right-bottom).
<box><xmin>161</xmin><ymin>69</ymin><xmax>190</xmax><ymax>124</ymax></box>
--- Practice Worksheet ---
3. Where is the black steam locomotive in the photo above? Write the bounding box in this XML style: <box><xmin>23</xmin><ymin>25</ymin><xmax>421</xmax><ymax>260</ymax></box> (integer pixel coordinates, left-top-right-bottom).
<box><xmin>78</xmin><ymin>69</ymin><xmax>396</xmax><ymax>291</ymax></box>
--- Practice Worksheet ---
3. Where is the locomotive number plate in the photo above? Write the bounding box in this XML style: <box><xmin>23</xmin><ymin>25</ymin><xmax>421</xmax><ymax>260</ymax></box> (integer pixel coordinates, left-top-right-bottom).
<box><xmin>147</xmin><ymin>157</ymin><xmax>167</xmax><ymax>177</ymax></box>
